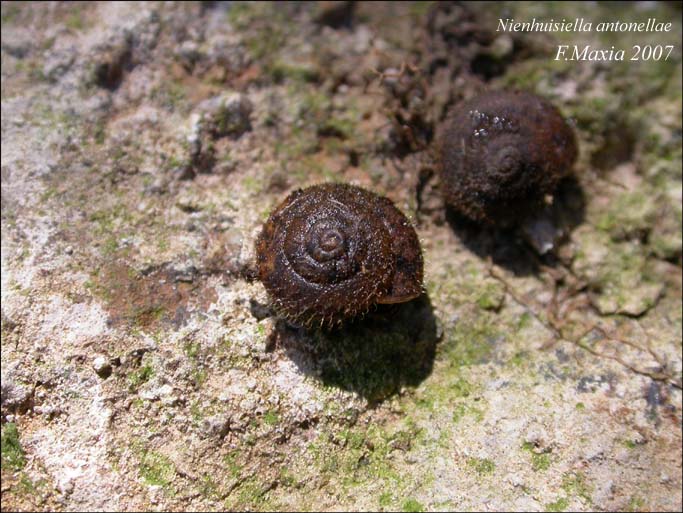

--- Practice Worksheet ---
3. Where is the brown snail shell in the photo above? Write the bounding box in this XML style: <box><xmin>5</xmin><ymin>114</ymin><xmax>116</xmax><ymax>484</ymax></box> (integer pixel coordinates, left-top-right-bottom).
<box><xmin>256</xmin><ymin>183</ymin><xmax>424</xmax><ymax>328</ymax></box>
<box><xmin>439</xmin><ymin>90</ymin><xmax>577</xmax><ymax>225</ymax></box>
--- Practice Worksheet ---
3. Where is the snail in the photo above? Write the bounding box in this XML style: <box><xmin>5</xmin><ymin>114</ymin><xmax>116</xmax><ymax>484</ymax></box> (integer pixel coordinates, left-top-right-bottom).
<box><xmin>256</xmin><ymin>183</ymin><xmax>424</xmax><ymax>328</ymax></box>
<box><xmin>438</xmin><ymin>90</ymin><xmax>577</xmax><ymax>225</ymax></box>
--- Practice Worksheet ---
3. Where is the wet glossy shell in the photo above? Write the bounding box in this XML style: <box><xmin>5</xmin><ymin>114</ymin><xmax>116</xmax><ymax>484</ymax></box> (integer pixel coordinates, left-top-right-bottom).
<box><xmin>439</xmin><ymin>90</ymin><xmax>577</xmax><ymax>225</ymax></box>
<box><xmin>256</xmin><ymin>184</ymin><xmax>423</xmax><ymax>327</ymax></box>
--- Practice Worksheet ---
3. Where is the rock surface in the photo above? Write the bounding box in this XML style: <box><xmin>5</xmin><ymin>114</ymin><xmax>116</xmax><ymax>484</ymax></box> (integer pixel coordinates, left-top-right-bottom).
<box><xmin>1</xmin><ymin>2</ymin><xmax>681</xmax><ymax>511</ymax></box>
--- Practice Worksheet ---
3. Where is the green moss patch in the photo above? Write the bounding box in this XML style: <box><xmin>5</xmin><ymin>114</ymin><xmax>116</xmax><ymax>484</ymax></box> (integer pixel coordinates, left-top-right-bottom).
<box><xmin>138</xmin><ymin>449</ymin><xmax>176</xmax><ymax>489</ymax></box>
<box><xmin>466</xmin><ymin>457</ymin><xmax>495</xmax><ymax>476</ymax></box>
<box><xmin>545</xmin><ymin>497</ymin><xmax>569</xmax><ymax>512</ymax></box>
<box><xmin>522</xmin><ymin>442</ymin><xmax>554</xmax><ymax>472</ymax></box>
<box><xmin>402</xmin><ymin>498</ymin><xmax>425</xmax><ymax>512</ymax></box>
<box><xmin>1</xmin><ymin>423</ymin><xmax>26</xmax><ymax>471</ymax></box>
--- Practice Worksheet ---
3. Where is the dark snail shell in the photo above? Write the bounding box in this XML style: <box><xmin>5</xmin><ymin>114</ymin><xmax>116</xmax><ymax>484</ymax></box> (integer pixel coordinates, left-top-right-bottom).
<box><xmin>439</xmin><ymin>90</ymin><xmax>577</xmax><ymax>225</ymax></box>
<box><xmin>256</xmin><ymin>183</ymin><xmax>424</xmax><ymax>328</ymax></box>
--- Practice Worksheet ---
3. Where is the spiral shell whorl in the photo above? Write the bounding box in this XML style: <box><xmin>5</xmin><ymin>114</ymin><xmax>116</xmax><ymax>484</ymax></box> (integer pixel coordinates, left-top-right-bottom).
<box><xmin>440</xmin><ymin>90</ymin><xmax>577</xmax><ymax>225</ymax></box>
<box><xmin>257</xmin><ymin>184</ymin><xmax>423</xmax><ymax>327</ymax></box>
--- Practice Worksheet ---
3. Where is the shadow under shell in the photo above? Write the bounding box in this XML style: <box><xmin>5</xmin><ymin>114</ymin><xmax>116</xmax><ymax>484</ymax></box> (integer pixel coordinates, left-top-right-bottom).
<box><xmin>272</xmin><ymin>294</ymin><xmax>439</xmax><ymax>404</ymax></box>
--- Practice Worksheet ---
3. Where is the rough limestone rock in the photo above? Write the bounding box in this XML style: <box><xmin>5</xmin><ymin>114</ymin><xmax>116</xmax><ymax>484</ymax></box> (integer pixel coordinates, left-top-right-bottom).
<box><xmin>1</xmin><ymin>2</ymin><xmax>681</xmax><ymax>511</ymax></box>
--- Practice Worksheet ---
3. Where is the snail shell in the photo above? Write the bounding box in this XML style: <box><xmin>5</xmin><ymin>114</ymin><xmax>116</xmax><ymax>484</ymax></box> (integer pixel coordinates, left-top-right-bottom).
<box><xmin>439</xmin><ymin>90</ymin><xmax>577</xmax><ymax>225</ymax></box>
<box><xmin>256</xmin><ymin>183</ymin><xmax>423</xmax><ymax>327</ymax></box>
